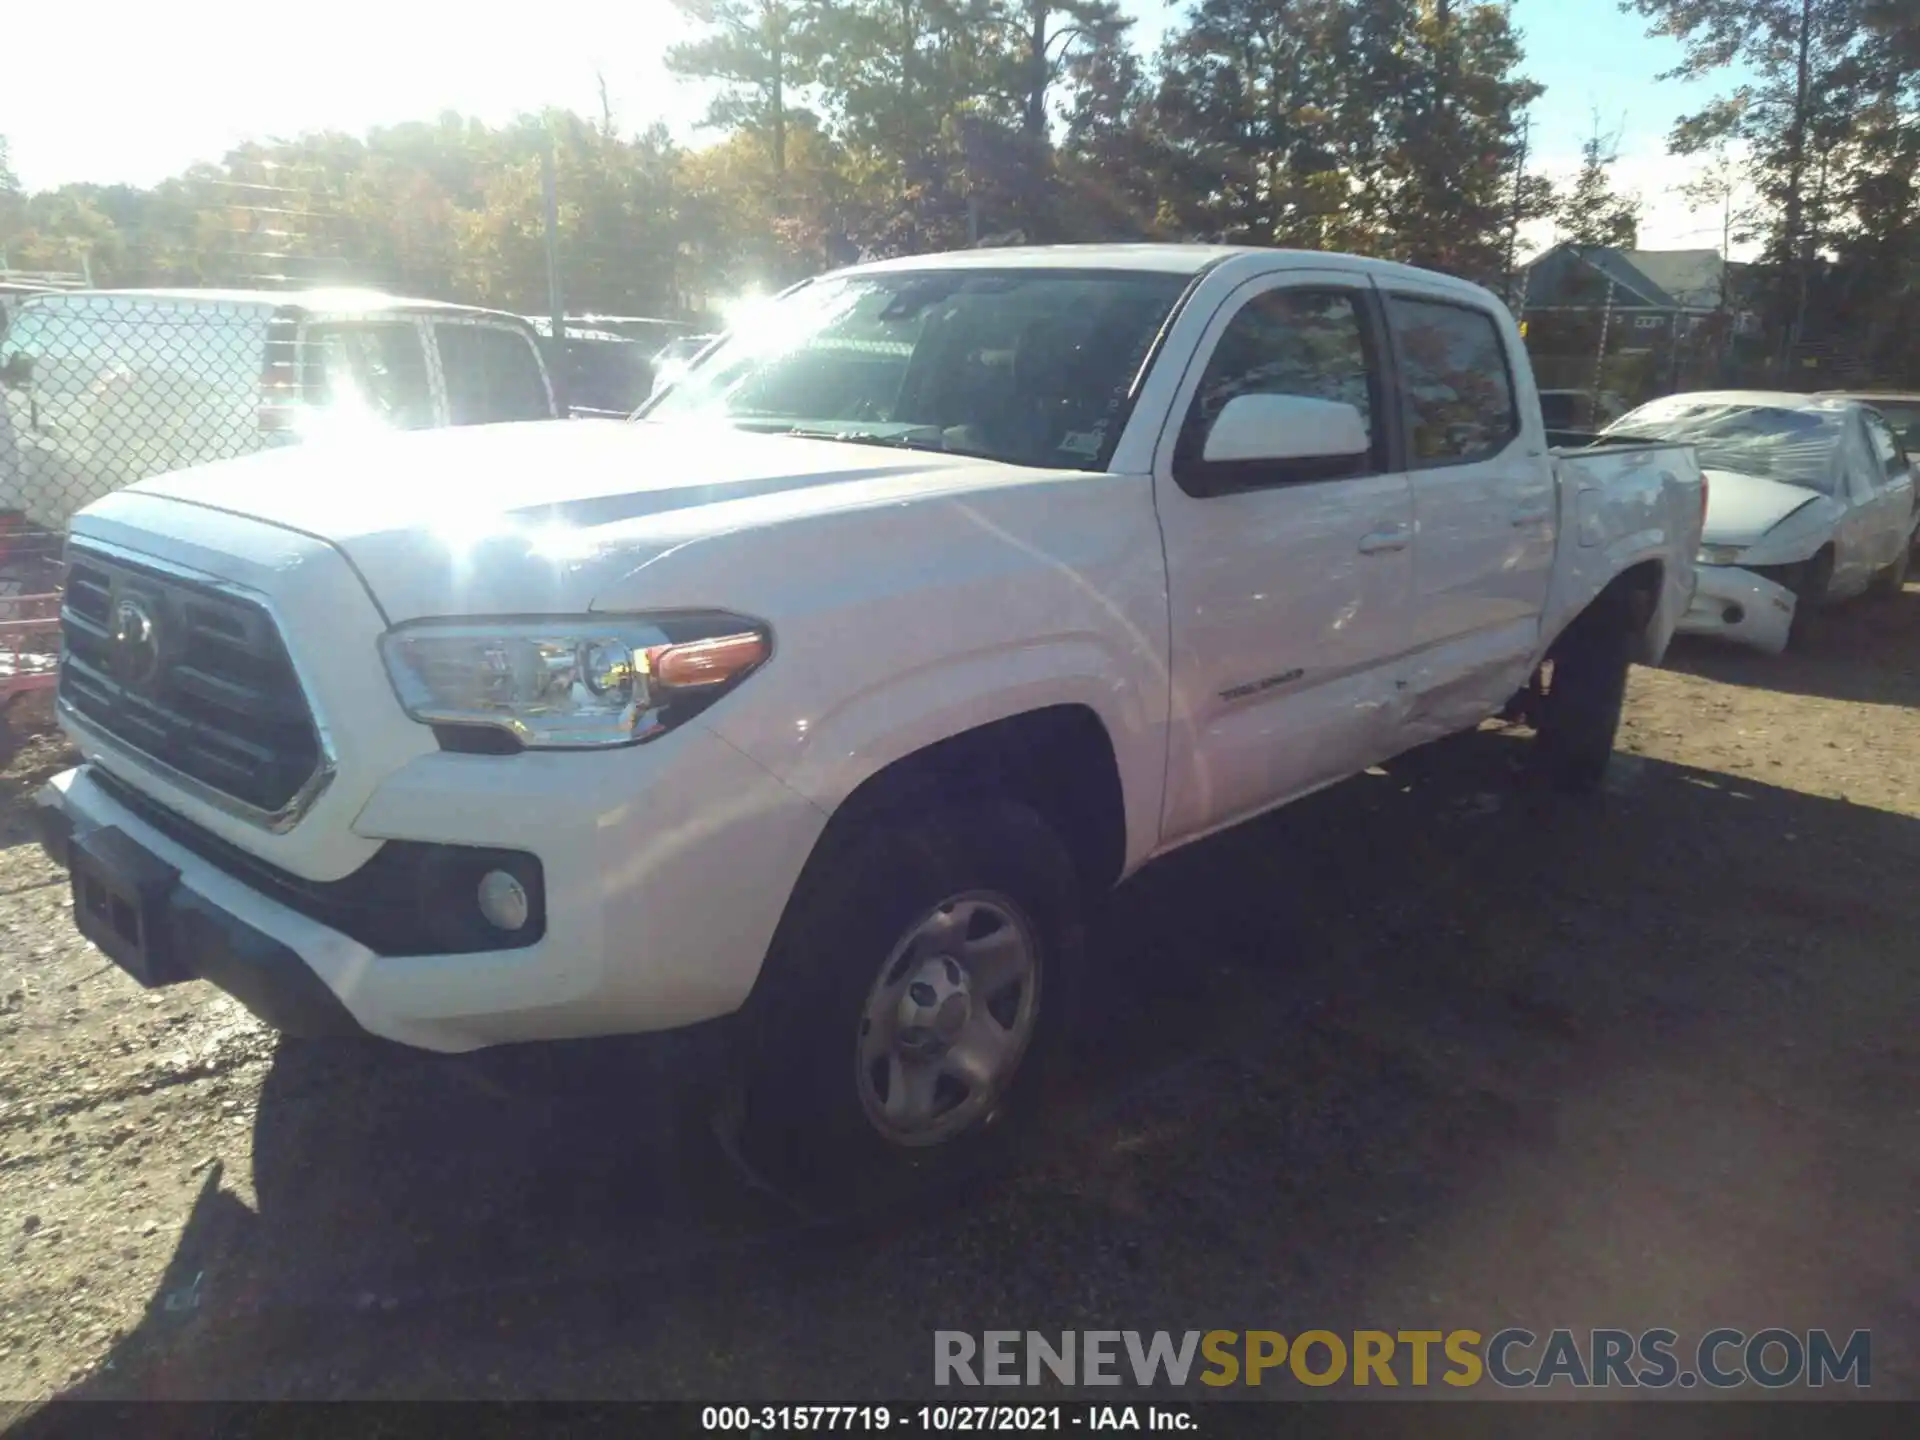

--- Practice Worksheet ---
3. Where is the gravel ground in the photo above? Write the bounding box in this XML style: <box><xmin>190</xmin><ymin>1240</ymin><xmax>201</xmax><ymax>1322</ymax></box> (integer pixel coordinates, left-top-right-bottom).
<box><xmin>1</xmin><ymin>591</ymin><xmax>1916</xmax><ymax>1407</ymax></box>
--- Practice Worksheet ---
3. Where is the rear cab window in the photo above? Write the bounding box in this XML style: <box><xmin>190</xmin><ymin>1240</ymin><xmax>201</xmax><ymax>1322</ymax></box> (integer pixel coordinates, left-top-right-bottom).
<box><xmin>434</xmin><ymin>321</ymin><xmax>553</xmax><ymax>425</ymax></box>
<box><xmin>303</xmin><ymin>320</ymin><xmax>436</xmax><ymax>430</ymax></box>
<box><xmin>1383</xmin><ymin>295</ymin><xmax>1520</xmax><ymax>466</ymax></box>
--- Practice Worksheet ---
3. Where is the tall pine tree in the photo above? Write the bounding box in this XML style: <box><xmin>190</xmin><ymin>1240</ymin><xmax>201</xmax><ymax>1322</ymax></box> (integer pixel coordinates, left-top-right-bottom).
<box><xmin>1556</xmin><ymin>114</ymin><xmax>1642</xmax><ymax>247</ymax></box>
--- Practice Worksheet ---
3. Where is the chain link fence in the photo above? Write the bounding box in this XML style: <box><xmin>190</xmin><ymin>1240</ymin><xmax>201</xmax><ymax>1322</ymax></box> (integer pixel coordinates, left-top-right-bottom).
<box><xmin>0</xmin><ymin>289</ymin><xmax>711</xmax><ymax>593</ymax></box>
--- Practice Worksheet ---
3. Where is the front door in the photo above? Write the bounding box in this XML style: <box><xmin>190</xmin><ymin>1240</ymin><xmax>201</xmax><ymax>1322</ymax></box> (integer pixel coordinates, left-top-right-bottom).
<box><xmin>1152</xmin><ymin>270</ymin><xmax>1415</xmax><ymax>845</ymax></box>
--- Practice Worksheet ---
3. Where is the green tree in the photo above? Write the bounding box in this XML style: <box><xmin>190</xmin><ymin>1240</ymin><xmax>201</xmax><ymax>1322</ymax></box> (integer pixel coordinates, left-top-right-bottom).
<box><xmin>1626</xmin><ymin>0</ymin><xmax>1874</xmax><ymax>354</ymax></box>
<box><xmin>1556</xmin><ymin>113</ymin><xmax>1642</xmax><ymax>246</ymax></box>
<box><xmin>1149</xmin><ymin>0</ymin><xmax>1539</xmax><ymax>275</ymax></box>
<box><xmin>667</xmin><ymin>1</ymin><xmax>817</xmax><ymax>176</ymax></box>
<box><xmin>1153</xmin><ymin>0</ymin><xmax>1351</xmax><ymax>246</ymax></box>
<box><xmin>1058</xmin><ymin>7</ymin><xmax>1176</xmax><ymax>237</ymax></box>
<box><xmin>0</xmin><ymin>136</ymin><xmax>26</xmax><ymax>260</ymax></box>
<box><xmin>1383</xmin><ymin>0</ymin><xmax>1543</xmax><ymax>280</ymax></box>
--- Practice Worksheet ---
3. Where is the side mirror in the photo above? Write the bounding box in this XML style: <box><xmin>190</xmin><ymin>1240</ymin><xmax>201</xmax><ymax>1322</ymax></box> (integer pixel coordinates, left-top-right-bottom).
<box><xmin>1198</xmin><ymin>395</ymin><xmax>1367</xmax><ymax>474</ymax></box>
<box><xmin>0</xmin><ymin>352</ymin><xmax>32</xmax><ymax>390</ymax></box>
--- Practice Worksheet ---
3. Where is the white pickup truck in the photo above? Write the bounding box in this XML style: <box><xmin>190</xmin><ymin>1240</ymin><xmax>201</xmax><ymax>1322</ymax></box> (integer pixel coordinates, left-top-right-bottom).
<box><xmin>34</xmin><ymin>245</ymin><xmax>1704</xmax><ymax>1186</ymax></box>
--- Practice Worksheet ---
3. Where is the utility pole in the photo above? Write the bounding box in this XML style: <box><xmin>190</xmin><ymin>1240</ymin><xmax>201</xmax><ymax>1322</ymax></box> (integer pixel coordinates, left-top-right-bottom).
<box><xmin>543</xmin><ymin>129</ymin><xmax>564</xmax><ymax>342</ymax></box>
<box><xmin>1592</xmin><ymin>274</ymin><xmax>1616</xmax><ymax>403</ymax></box>
<box><xmin>1503</xmin><ymin>112</ymin><xmax>1531</xmax><ymax>311</ymax></box>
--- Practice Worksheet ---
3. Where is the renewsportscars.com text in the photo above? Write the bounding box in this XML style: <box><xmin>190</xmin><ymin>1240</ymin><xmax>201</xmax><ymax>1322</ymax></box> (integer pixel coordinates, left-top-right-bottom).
<box><xmin>934</xmin><ymin>1328</ymin><xmax>1870</xmax><ymax>1390</ymax></box>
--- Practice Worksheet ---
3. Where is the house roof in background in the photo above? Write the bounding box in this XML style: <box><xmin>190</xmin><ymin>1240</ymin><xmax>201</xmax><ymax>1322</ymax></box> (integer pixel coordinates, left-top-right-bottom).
<box><xmin>1623</xmin><ymin>249</ymin><xmax>1724</xmax><ymax>309</ymax></box>
<box><xmin>1568</xmin><ymin>246</ymin><xmax>1673</xmax><ymax>307</ymax></box>
<box><xmin>1521</xmin><ymin>242</ymin><xmax>1737</xmax><ymax>311</ymax></box>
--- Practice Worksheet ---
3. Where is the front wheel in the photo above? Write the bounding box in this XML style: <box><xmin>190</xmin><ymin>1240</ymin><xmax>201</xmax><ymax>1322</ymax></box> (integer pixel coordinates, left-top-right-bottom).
<box><xmin>739</xmin><ymin>798</ymin><xmax>1080</xmax><ymax>1202</ymax></box>
<box><xmin>1787</xmin><ymin>550</ymin><xmax>1834</xmax><ymax>648</ymax></box>
<box><xmin>1867</xmin><ymin>541</ymin><xmax>1910</xmax><ymax>599</ymax></box>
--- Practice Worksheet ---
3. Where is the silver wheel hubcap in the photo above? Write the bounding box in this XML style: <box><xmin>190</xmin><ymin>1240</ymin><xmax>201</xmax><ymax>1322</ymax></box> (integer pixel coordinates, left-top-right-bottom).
<box><xmin>855</xmin><ymin>892</ymin><xmax>1042</xmax><ymax>1148</ymax></box>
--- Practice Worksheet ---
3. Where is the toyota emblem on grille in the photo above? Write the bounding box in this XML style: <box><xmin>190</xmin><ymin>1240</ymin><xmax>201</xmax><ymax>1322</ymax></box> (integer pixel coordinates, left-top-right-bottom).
<box><xmin>111</xmin><ymin>595</ymin><xmax>163</xmax><ymax>687</ymax></box>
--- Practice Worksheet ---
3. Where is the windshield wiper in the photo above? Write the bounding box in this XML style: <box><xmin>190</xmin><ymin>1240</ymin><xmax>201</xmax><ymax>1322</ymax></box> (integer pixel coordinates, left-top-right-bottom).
<box><xmin>785</xmin><ymin>426</ymin><xmax>949</xmax><ymax>454</ymax></box>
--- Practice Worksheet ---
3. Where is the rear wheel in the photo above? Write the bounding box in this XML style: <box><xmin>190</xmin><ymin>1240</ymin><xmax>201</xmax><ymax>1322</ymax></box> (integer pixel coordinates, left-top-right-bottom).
<box><xmin>1533</xmin><ymin>603</ymin><xmax>1633</xmax><ymax>794</ymax></box>
<box><xmin>739</xmin><ymin>798</ymin><xmax>1080</xmax><ymax>1203</ymax></box>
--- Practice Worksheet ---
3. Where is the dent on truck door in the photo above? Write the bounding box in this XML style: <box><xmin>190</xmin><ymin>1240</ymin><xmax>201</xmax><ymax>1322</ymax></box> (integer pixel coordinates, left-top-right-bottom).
<box><xmin>1152</xmin><ymin>273</ymin><xmax>1415</xmax><ymax>844</ymax></box>
<box><xmin>1382</xmin><ymin>287</ymin><xmax>1552</xmax><ymax>739</ymax></box>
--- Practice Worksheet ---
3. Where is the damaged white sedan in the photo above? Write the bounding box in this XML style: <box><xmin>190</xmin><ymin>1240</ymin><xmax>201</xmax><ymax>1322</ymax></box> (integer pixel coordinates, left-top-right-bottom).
<box><xmin>1601</xmin><ymin>391</ymin><xmax>1918</xmax><ymax>652</ymax></box>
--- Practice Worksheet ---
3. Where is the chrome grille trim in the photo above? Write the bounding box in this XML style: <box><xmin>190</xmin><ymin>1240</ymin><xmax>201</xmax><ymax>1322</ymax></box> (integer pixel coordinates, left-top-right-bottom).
<box><xmin>57</xmin><ymin>536</ymin><xmax>339</xmax><ymax>834</ymax></box>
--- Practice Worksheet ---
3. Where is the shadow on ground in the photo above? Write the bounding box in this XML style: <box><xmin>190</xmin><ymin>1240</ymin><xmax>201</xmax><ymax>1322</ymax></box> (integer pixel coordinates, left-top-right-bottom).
<box><xmin>10</xmin><ymin>727</ymin><xmax>1918</xmax><ymax>1408</ymax></box>
<box><xmin>1663</xmin><ymin>584</ymin><xmax>1920</xmax><ymax>708</ymax></box>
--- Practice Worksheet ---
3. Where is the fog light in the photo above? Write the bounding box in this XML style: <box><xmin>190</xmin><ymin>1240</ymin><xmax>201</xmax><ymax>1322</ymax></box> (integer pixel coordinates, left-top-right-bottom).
<box><xmin>476</xmin><ymin>869</ymin><xmax>530</xmax><ymax>931</ymax></box>
<box><xmin>1722</xmin><ymin>604</ymin><xmax>1745</xmax><ymax>625</ymax></box>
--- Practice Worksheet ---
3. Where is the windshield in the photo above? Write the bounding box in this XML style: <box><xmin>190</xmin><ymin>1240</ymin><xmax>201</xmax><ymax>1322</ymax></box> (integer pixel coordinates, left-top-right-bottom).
<box><xmin>644</xmin><ymin>269</ymin><xmax>1190</xmax><ymax>470</ymax></box>
<box><xmin>1604</xmin><ymin>399</ymin><xmax>1844</xmax><ymax>493</ymax></box>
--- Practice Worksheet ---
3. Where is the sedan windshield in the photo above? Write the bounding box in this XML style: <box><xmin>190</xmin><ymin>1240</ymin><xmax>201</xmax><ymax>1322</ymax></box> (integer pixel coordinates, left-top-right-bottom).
<box><xmin>643</xmin><ymin>269</ymin><xmax>1190</xmax><ymax>471</ymax></box>
<box><xmin>1604</xmin><ymin>400</ymin><xmax>1843</xmax><ymax>493</ymax></box>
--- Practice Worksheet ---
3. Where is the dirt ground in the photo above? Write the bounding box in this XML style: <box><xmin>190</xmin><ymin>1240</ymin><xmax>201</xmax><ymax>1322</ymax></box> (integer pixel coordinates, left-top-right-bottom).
<box><xmin>0</xmin><ymin>591</ymin><xmax>1916</xmax><ymax>1409</ymax></box>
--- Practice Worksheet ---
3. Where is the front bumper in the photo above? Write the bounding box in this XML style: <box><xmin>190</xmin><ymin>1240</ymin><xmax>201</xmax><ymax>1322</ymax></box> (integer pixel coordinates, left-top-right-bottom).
<box><xmin>1676</xmin><ymin>565</ymin><xmax>1796</xmax><ymax>655</ymax></box>
<box><xmin>34</xmin><ymin>727</ymin><xmax>828</xmax><ymax>1053</ymax></box>
<box><xmin>34</xmin><ymin>796</ymin><xmax>367</xmax><ymax>1037</ymax></box>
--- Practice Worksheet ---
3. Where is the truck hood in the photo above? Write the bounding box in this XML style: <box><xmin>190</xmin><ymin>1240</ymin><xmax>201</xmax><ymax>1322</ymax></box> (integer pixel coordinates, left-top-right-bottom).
<box><xmin>1700</xmin><ymin>467</ymin><xmax>1827</xmax><ymax>546</ymax></box>
<box><xmin>123</xmin><ymin>419</ymin><xmax>1050</xmax><ymax>620</ymax></box>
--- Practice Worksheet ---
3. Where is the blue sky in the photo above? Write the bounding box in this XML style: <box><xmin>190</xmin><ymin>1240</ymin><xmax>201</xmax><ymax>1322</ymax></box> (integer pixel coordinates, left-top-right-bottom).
<box><xmin>1</xmin><ymin>0</ymin><xmax>1751</xmax><ymax>256</ymax></box>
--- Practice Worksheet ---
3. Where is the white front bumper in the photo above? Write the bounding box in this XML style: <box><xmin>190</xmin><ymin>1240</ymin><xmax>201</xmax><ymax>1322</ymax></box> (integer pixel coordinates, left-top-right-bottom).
<box><xmin>1676</xmin><ymin>565</ymin><xmax>1796</xmax><ymax>655</ymax></box>
<box><xmin>40</xmin><ymin>721</ymin><xmax>827</xmax><ymax>1053</ymax></box>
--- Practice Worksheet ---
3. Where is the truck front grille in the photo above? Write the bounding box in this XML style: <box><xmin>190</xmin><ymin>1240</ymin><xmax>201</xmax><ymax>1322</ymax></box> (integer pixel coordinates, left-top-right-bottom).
<box><xmin>59</xmin><ymin>545</ymin><xmax>326</xmax><ymax>823</ymax></box>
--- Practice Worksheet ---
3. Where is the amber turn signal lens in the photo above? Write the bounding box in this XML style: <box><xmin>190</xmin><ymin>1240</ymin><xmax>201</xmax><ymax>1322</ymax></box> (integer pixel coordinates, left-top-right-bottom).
<box><xmin>645</xmin><ymin>632</ymin><xmax>769</xmax><ymax>690</ymax></box>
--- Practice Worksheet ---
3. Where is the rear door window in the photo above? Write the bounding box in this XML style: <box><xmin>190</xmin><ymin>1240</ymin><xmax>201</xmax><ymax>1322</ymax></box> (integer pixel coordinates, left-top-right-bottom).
<box><xmin>434</xmin><ymin>322</ymin><xmax>552</xmax><ymax>425</ymax></box>
<box><xmin>305</xmin><ymin>322</ymin><xmax>436</xmax><ymax>430</ymax></box>
<box><xmin>1863</xmin><ymin>411</ymin><xmax>1908</xmax><ymax>485</ymax></box>
<box><xmin>1869</xmin><ymin>402</ymin><xmax>1920</xmax><ymax>456</ymax></box>
<box><xmin>1384</xmin><ymin>296</ymin><xmax>1520</xmax><ymax>466</ymax></box>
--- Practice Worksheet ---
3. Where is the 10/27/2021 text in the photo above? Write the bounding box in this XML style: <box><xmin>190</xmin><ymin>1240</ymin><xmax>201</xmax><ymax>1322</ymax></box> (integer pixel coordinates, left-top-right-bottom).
<box><xmin>702</xmin><ymin>1406</ymin><xmax>1194</xmax><ymax>1430</ymax></box>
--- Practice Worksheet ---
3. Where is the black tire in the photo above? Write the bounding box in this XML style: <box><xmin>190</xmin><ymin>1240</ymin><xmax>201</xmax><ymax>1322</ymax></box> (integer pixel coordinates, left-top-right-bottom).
<box><xmin>738</xmin><ymin>797</ymin><xmax>1081</xmax><ymax>1204</ymax></box>
<box><xmin>1533</xmin><ymin>604</ymin><xmax>1633</xmax><ymax>794</ymax></box>
<box><xmin>1867</xmin><ymin>541</ymin><xmax>1910</xmax><ymax>599</ymax></box>
<box><xmin>1787</xmin><ymin>550</ymin><xmax>1833</xmax><ymax>648</ymax></box>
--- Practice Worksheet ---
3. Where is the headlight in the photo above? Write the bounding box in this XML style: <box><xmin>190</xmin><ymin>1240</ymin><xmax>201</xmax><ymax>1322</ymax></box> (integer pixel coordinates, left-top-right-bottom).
<box><xmin>1697</xmin><ymin>544</ymin><xmax>1746</xmax><ymax>566</ymax></box>
<box><xmin>379</xmin><ymin>614</ymin><xmax>771</xmax><ymax>749</ymax></box>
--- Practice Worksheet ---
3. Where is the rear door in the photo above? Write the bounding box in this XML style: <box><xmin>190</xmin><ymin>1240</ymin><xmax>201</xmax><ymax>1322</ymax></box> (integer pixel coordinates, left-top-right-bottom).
<box><xmin>1152</xmin><ymin>268</ymin><xmax>1416</xmax><ymax>844</ymax></box>
<box><xmin>431</xmin><ymin>320</ymin><xmax>556</xmax><ymax>425</ymax></box>
<box><xmin>1380</xmin><ymin>283</ymin><xmax>1553</xmax><ymax>738</ymax></box>
<box><xmin>1861</xmin><ymin>408</ymin><xmax>1917</xmax><ymax>560</ymax></box>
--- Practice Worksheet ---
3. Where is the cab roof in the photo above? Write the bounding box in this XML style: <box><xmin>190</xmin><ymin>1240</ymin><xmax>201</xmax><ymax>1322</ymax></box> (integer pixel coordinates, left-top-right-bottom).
<box><xmin>831</xmin><ymin>243</ymin><xmax>1501</xmax><ymax>300</ymax></box>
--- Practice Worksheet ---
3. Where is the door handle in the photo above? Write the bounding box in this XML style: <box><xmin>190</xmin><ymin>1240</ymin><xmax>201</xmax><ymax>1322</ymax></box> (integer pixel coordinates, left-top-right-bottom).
<box><xmin>1358</xmin><ymin>528</ymin><xmax>1409</xmax><ymax>555</ymax></box>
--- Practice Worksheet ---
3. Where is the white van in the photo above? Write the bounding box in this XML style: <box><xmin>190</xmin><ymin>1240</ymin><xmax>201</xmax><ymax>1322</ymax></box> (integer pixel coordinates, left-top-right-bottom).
<box><xmin>0</xmin><ymin>288</ymin><xmax>559</xmax><ymax>538</ymax></box>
